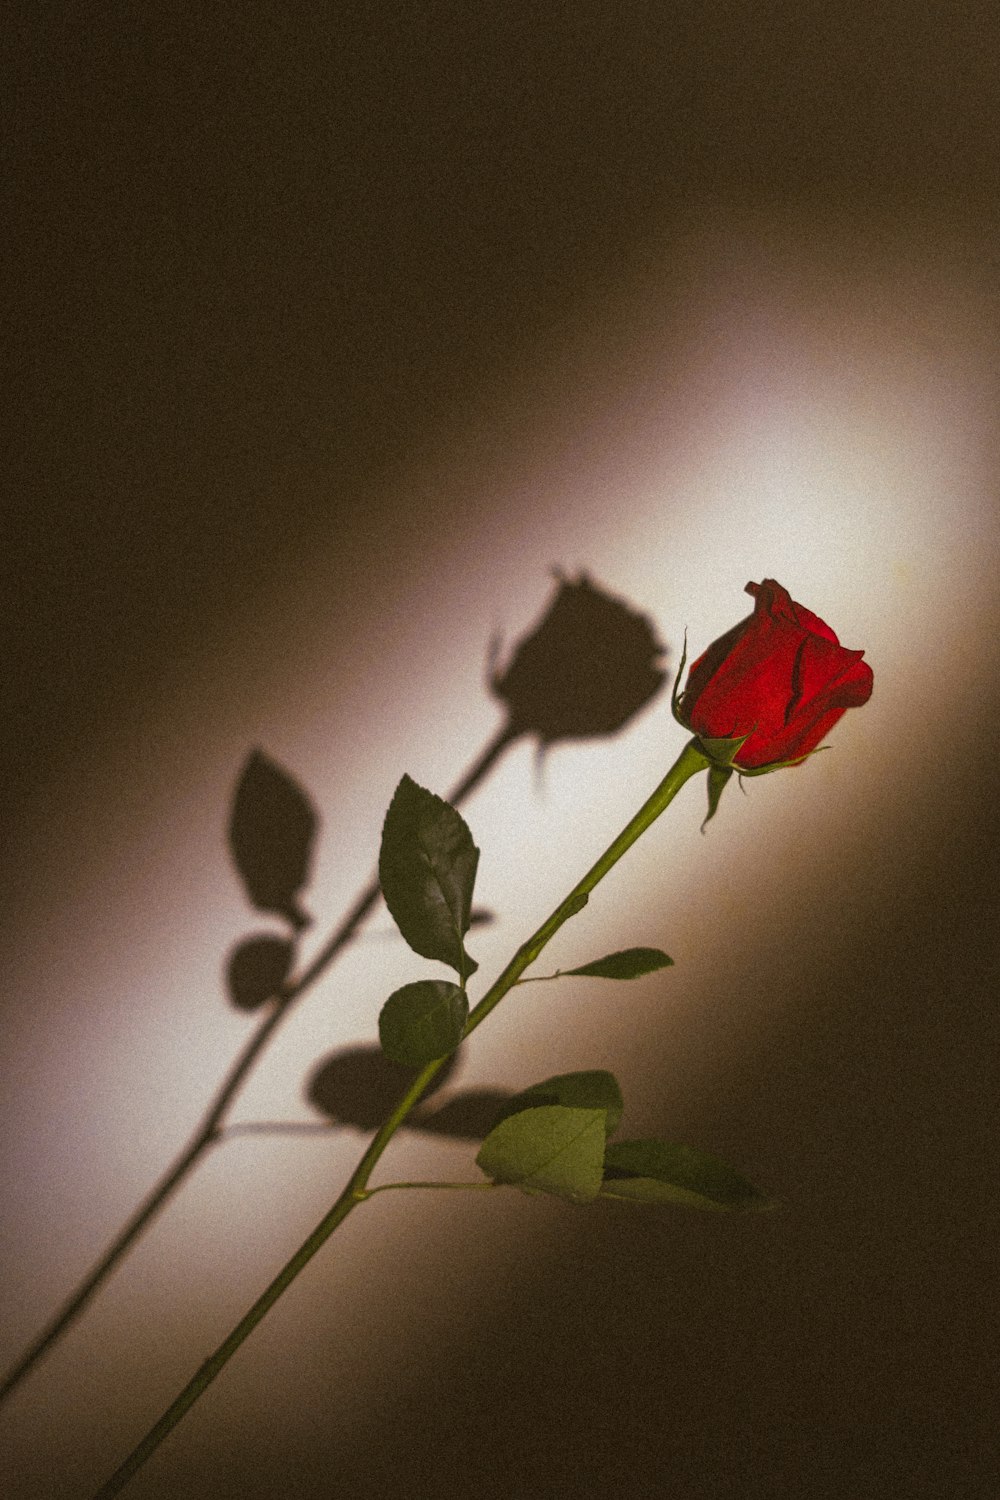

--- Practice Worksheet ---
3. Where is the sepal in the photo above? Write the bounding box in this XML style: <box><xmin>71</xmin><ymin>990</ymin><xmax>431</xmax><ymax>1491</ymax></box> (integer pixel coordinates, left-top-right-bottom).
<box><xmin>701</xmin><ymin>764</ymin><xmax>733</xmax><ymax>831</ymax></box>
<box><xmin>669</xmin><ymin>630</ymin><xmax>689</xmax><ymax>725</ymax></box>
<box><xmin>695</xmin><ymin>731</ymin><xmax>753</xmax><ymax>766</ymax></box>
<box><xmin>735</xmin><ymin>744</ymin><xmax>830</xmax><ymax>777</ymax></box>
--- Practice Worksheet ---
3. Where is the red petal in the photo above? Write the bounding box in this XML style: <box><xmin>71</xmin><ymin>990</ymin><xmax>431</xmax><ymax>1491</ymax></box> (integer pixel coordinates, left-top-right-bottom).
<box><xmin>747</xmin><ymin>578</ymin><xmax>839</xmax><ymax>644</ymax></box>
<box><xmin>745</xmin><ymin>578</ymin><xmax>796</xmax><ymax>620</ymax></box>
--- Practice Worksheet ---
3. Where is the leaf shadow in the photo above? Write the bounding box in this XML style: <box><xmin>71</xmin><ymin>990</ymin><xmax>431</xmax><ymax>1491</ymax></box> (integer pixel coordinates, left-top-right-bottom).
<box><xmin>306</xmin><ymin>1046</ymin><xmax>512</xmax><ymax>1141</ymax></box>
<box><xmin>225</xmin><ymin>934</ymin><xmax>296</xmax><ymax>1011</ymax></box>
<box><xmin>411</xmin><ymin>1090</ymin><xmax>515</xmax><ymax>1141</ymax></box>
<box><xmin>228</xmin><ymin>750</ymin><xmax>318</xmax><ymax>931</ymax></box>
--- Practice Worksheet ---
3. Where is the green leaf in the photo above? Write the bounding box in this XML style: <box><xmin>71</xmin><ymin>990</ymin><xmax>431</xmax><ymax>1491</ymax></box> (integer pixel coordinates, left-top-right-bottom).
<box><xmin>378</xmin><ymin>774</ymin><xmax>480</xmax><ymax>978</ymax></box>
<box><xmin>476</xmin><ymin>1105</ymin><xmax>608</xmax><ymax>1203</ymax></box>
<box><xmin>564</xmin><ymin>948</ymin><xmax>673</xmax><ymax>981</ymax></box>
<box><xmin>378</xmin><ymin>980</ymin><xmax>469</xmax><ymax>1066</ymax></box>
<box><xmin>600</xmin><ymin>1139</ymin><xmax>771</xmax><ymax>1212</ymax></box>
<box><xmin>491</xmin><ymin>1071</ymin><xmax>624</xmax><ymax>1136</ymax></box>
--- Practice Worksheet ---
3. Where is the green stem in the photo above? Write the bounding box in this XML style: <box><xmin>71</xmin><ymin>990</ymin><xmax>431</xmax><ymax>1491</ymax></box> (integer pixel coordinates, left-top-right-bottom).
<box><xmin>462</xmin><ymin>739</ymin><xmax>709</xmax><ymax>1040</ymax></box>
<box><xmin>92</xmin><ymin>739</ymin><xmax>708</xmax><ymax>1497</ymax></box>
<box><xmin>92</xmin><ymin>1056</ymin><xmax>447</xmax><ymax>1500</ymax></box>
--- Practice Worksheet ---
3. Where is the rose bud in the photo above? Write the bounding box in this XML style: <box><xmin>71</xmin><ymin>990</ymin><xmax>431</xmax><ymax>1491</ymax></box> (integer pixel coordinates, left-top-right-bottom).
<box><xmin>491</xmin><ymin>570</ymin><xmax>667</xmax><ymax>746</ymax></box>
<box><xmin>675</xmin><ymin>578</ymin><xmax>873</xmax><ymax>774</ymax></box>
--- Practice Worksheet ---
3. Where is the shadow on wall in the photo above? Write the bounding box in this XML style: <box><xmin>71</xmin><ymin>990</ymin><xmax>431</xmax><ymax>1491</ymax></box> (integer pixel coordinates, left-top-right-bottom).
<box><xmin>304</xmin><ymin>1046</ymin><xmax>511</xmax><ymax>1142</ymax></box>
<box><xmin>0</xmin><ymin>569</ymin><xmax>668</xmax><ymax>1415</ymax></box>
<box><xmin>226</xmin><ymin>568</ymin><xmax>672</xmax><ymax>1134</ymax></box>
<box><xmin>219</xmin><ymin>564</ymin><xmax>672</xmax><ymax>1149</ymax></box>
<box><xmin>224</xmin><ymin>568</ymin><xmax>668</xmax><ymax>1013</ymax></box>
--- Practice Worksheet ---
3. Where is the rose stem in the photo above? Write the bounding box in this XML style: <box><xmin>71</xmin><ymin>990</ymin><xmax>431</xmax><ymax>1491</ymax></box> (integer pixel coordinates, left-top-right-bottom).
<box><xmin>92</xmin><ymin>739</ymin><xmax>709</xmax><ymax>1497</ymax></box>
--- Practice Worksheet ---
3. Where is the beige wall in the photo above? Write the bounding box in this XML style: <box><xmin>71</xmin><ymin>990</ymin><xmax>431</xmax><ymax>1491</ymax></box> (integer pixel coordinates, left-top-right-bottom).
<box><xmin>4</xmin><ymin>7</ymin><xmax>998</xmax><ymax>1497</ymax></box>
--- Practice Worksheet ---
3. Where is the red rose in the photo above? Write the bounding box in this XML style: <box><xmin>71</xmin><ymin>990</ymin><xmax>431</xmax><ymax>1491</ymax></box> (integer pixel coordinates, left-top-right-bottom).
<box><xmin>676</xmin><ymin>579</ymin><xmax>873</xmax><ymax>771</ymax></box>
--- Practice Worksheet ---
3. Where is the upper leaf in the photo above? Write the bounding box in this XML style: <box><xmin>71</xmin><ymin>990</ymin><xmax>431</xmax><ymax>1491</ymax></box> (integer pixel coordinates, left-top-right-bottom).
<box><xmin>378</xmin><ymin>775</ymin><xmax>480</xmax><ymax>978</ymax></box>
<box><xmin>476</xmin><ymin>1105</ymin><xmax>608</xmax><ymax>1203</ymax></box>
<box><xmin>491</xmin><ymin>1070</ymin><xmax>624</xmax><ymax>1136</ymax></box>
<box><xmin>378</xmin><ymin>980</ymin><xmax>469</xmax><ymax>1067</ymax></box>
<box><xmin>564</xmin><ymin>948</ymin><xmax>673</xmax><ymax>981</ymax></box>
<box><xmin>228</xmin><ymin>750</ymin><xmax>318</xmax><ymax>930</ymax></box>
<box><xmin>600</xmin><ymin>1139</ymin><xmax>771</xmax><ymax>1212</ymax></box>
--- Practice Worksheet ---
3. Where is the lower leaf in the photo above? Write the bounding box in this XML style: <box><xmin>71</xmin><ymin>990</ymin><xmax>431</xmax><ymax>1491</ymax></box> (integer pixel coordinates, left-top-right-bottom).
<box><xmin>601</xmin><ymin>1139</ymin><xmax>772</xmax><ymax>1212</ymax></box>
